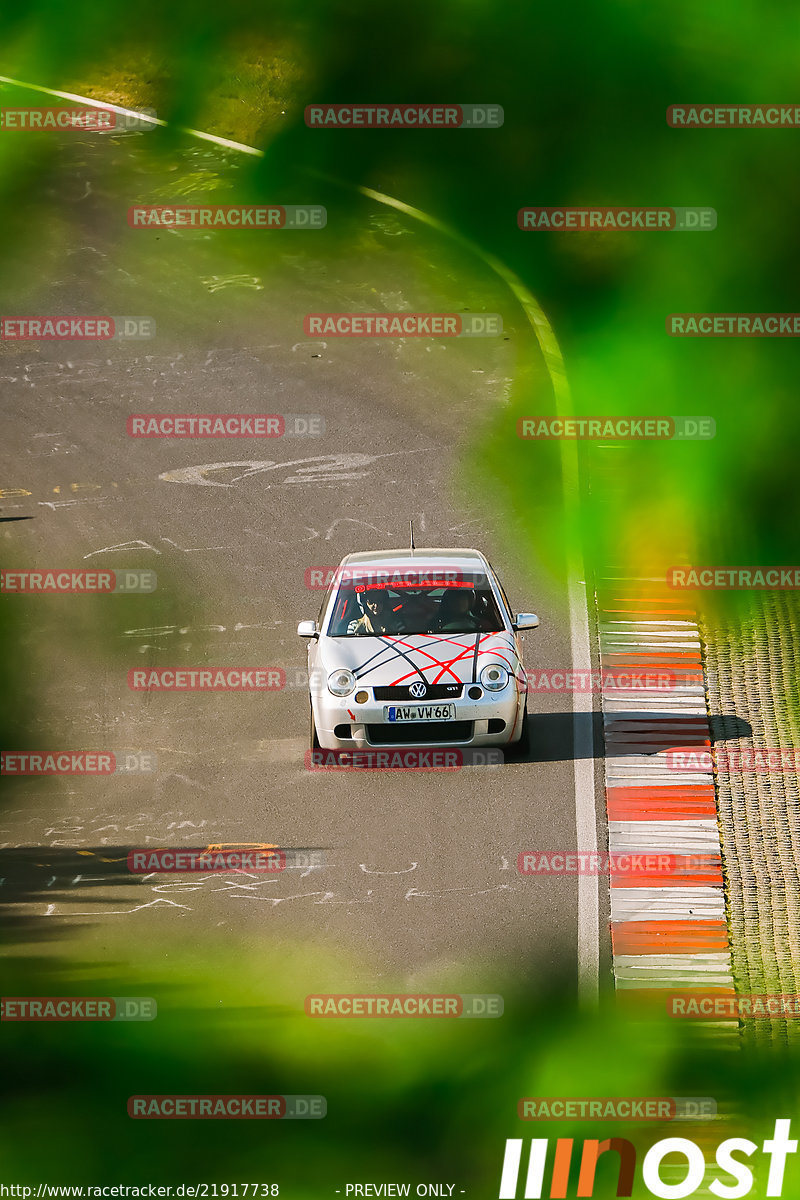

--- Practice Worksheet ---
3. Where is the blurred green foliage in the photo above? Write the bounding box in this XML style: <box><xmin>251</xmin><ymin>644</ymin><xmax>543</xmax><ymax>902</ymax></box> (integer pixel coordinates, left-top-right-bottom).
<box><xmin>3</xmin><ymin>0</ymin><xmax>800</xmax><ymax>1188</ymax></box>
<box><xmin>4</xmin><ymin>0</ymin><xmax>799</xmax><ymax>579</ymax></box>
<box><xmin>3</xmin><ymin>936</ymin><xmax>799</xmax><ymax>1195</ymax></box>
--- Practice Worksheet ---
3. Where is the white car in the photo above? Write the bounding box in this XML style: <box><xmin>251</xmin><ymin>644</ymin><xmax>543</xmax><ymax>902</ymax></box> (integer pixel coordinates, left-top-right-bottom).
<box><xmin>298</xmin><ymin>548</ymin><xmax>539</xmax><ymax>755</ymax></box>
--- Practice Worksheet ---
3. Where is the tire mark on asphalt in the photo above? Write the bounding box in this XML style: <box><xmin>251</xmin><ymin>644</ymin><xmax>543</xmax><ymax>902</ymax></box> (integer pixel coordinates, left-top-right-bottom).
<box><xmin>158</xmin><ymin>451</ymin><xmax>430</xmax><ymax>488</ymax></box>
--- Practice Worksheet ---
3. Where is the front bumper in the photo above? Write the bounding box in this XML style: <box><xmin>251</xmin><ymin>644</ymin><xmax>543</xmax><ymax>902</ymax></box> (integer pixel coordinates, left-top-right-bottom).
<box><xmin>312</xmin><ymin>685</ymin><xmax>525</xmax><ymax>751</ymax></box>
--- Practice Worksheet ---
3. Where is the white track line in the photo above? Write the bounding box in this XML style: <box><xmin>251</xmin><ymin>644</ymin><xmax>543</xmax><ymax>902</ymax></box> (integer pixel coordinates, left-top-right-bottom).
<box><xmin>0</xmin><ymin>74</ymin><xmax>263</xmax><ymax>155</ymax></box>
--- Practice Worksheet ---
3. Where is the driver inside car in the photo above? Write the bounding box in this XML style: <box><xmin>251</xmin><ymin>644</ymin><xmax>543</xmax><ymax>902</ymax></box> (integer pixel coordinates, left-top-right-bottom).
<box><xmin>347</xmin><ymin>588</ymin><xmax>404</xmax><ymax>635</ymax></box>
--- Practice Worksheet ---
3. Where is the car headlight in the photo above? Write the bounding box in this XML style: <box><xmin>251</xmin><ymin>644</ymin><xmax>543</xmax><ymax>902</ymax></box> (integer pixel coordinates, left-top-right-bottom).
<box><xmin>327</xmin><ymin>669</ymin><xmax>356</xmax><ymax>697</ymax></box>
<box><xmin>480</xmin><ymin>664</ymin><xmax>509</xmax><ymax>691</ymax></box>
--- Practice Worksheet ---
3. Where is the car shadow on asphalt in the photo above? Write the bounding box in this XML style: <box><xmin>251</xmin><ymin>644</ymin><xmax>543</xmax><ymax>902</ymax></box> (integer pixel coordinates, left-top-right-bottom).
<box><xmin>525</xmin><ymin>711</ymin><xmax>752</xmax><ymax>764</ymax></box>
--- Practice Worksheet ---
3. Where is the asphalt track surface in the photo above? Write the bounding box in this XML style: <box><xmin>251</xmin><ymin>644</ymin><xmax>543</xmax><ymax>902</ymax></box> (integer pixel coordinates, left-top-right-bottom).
<box><xmin>0</xmin><ymin>118</ymin><xmax>609</xmax><ymax>1008</ymax></box>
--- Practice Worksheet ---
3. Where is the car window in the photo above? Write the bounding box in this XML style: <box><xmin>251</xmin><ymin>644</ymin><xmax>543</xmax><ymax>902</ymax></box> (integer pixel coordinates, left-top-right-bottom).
<box><xmin>326</xmin><ymin>579</ymin><xmax>505</xmax><ymax>637</ymax></box>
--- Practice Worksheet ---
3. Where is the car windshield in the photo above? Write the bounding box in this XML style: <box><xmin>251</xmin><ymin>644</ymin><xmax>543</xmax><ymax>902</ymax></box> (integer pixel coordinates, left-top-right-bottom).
<box><xmin>326</xmin><ymin>576</ymin><xmax>505</xmax><ymax>637</ymax></box>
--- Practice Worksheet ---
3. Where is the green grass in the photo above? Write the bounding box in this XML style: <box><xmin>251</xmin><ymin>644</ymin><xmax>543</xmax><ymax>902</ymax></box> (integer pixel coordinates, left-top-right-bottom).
<box><xmin>65</xmin><ymin>39</ymin><xmax>308</xmax><ymax>146</ymax></box>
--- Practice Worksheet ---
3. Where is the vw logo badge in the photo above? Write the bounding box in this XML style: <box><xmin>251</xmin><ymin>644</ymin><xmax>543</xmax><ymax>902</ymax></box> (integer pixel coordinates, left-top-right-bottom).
<box><xmin>409</xmin><ymin>681</ymin><xmax>427</xmax><ymax>699</ymax></box>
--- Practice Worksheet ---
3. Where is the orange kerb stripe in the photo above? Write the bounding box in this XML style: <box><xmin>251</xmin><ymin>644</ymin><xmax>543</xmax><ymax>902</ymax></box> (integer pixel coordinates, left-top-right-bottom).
<box><xmin>611</xmin><ymin>920</ymin><xmax>729</xmax><ymax>954</ymax></box>
<box><xmin>610</xmin><ymin>868</ymin><xmax>723</xmax><ymax>888</ymax></box>
<box><xmin>606</xmin><ymin>788</ymin><xmax>717</xmax><ymax>819</ymax></box>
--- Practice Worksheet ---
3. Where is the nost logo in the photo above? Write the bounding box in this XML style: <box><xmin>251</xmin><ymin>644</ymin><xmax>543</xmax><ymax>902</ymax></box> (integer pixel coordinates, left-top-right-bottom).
<box><xmin>498</xmin><ymin>1119</ymin><xmax>797</xmax><ymax>1198</ymax></box>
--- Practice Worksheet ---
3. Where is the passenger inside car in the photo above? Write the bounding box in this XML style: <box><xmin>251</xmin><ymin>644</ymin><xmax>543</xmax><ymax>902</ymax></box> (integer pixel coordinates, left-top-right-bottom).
<box><xmin>347</xmin><ymin>588</ymin><xmax>404</xmax><ymax>635</ymax></box>
<box><xmin>437</xmin><ymin>587</ymin><xmax>486</xmax><ymax>632</ymax></box>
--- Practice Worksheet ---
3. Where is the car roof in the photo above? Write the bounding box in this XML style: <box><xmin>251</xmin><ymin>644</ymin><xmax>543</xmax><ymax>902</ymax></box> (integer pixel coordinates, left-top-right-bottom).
<box><xmin>338</xmin><ymin>548</ymin><xmax>491</xmax><ymax>571</ymax></box>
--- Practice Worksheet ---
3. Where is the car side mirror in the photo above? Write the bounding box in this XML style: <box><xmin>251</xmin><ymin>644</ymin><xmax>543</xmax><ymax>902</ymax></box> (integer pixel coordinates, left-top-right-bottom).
<box><xmin>297</xmin><ymin>620</ymin><xmax>318</xmax><ymax>638</ymax></box>
<box><xmin>513</xmin><ymin>613</ymin><xmax>540</xmax><ymax>631</ymax></box>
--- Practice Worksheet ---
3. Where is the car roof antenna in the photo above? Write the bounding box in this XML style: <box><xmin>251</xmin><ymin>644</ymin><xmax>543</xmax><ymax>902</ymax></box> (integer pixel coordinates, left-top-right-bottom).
<box><xmin>409</xmin><ymin>519</ymin><xmax>416</xmax><ymax>554</ymax></box>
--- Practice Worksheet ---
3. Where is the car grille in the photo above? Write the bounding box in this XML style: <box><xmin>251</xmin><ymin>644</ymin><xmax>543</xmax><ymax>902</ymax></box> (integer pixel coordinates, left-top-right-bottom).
<box><xmin>371</xmin><ymin>684</ymin><xmax>463</xmax><ymax>701</ymax></box>
<box><xmin>367</xmin><ymin>721</ymin><xmax>473</xmax><ymax>745</ymax></box>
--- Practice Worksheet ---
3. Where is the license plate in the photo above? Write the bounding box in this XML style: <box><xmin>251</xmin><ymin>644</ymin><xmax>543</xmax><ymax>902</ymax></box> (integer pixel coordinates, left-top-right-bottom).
<box><xmin>384</xmin><ymin>704</ymin><xmax>456</xmax><ymax>722</ymax></box>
